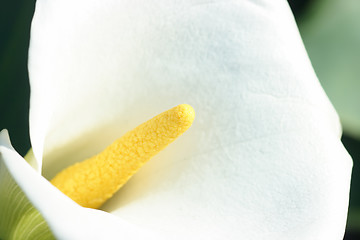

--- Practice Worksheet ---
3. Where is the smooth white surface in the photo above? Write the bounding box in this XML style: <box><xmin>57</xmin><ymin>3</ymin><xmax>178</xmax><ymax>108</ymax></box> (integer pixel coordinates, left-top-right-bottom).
<box><xmin>27</xmin><ymin>0</ymin><xmax>352</xmax><ymax>239</ymax></box>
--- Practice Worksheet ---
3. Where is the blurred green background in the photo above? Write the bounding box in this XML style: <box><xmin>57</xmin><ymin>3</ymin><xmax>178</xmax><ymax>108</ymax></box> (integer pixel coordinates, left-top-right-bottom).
<box><xmin>0</xmin><ymin>0</ymin><xmax>359</xmax><ymax>239</ymax></box>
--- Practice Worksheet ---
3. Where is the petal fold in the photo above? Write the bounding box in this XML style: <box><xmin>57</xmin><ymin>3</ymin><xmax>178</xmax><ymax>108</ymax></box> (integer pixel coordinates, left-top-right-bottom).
<box><xmin>0</xmin><ymin>130</ymin><xmax>157</xmax><ymax>239</ymax></box>
<box><xmin>0</xmin><ymin>130</ymin><xmax>54</xmax><ymax>240</ymax></box>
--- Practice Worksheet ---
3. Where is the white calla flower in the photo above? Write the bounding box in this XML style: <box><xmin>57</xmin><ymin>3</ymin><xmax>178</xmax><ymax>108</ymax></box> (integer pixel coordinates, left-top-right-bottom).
<box><xmin>0</xmin><ymin>0</ymin><xmax>353</xmax><ymax>239</ymax></box>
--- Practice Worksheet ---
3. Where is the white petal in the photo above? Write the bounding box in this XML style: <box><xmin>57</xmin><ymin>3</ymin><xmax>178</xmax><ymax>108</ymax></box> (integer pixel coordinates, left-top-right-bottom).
<box><xmin>0</xmin><ymin>130</ymin><xmax>157</xmax><ymax>239</ymax></box>
<box><xmin>29</xmin><ymin>0</ymin><xmax>352</xmax><ymax>239</ymax></box>
<box><xmin>300</xmin><ymin>0</ymin><xmax>360</xmax><ymax>138</ymax></box>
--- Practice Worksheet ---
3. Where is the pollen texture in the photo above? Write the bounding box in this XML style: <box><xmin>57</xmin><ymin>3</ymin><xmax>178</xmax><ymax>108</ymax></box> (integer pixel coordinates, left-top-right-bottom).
<box><xmin>50</xmin><ymin>104</ymin><xmax>195</xmax><ymax>209</ymax></box>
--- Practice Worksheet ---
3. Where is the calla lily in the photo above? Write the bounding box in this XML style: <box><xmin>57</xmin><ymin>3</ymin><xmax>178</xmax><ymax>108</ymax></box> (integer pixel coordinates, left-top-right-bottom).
<box><xmin>0</xmin><ymin>0</ymin><xmax>353</xmax><ymax>239</ymax></box>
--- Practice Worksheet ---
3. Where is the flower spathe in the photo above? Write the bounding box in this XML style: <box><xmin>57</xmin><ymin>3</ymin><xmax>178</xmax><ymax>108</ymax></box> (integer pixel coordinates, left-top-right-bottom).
<box><xmin>0</xmin><ymin>0</ymin><xmax>352</xmax><ymax>239</ymax></box>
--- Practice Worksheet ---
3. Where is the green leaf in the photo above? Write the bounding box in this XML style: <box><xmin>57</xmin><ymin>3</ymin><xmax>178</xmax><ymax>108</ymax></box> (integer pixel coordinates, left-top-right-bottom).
<box><xmin>299</xmin><ymin>0</ymin><xmax>360</xmax><ymax>139</ymax></box>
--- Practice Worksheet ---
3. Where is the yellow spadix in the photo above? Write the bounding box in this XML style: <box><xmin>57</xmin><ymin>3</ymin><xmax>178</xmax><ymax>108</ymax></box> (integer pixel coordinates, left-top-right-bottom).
<box><xmin>51</xmin><ymin>104</ymin><xmax>195</xmax><ymax>209</ymax></box>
